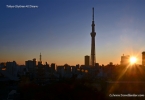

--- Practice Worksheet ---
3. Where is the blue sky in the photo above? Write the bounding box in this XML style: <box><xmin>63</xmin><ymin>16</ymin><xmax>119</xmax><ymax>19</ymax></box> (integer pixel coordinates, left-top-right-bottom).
<box><xmin>0</xmin><ymin>0</ymin><xmax>145</xmax><ymax>65</ymax></box>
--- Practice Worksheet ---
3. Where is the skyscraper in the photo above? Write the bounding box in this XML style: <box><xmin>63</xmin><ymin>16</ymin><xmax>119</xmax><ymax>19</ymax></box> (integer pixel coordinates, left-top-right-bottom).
<box><xmin>90</xmin><ymin>7</ymin><xmax>96</xmax><ymax>67</ymax></box>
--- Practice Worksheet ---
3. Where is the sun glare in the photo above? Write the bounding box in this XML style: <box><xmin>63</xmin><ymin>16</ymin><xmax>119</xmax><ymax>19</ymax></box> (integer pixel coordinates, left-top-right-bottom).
<box><xmin>130</xmin><ymin>57</ymin><xmax>137</xmax><ymax>64</ymax></box>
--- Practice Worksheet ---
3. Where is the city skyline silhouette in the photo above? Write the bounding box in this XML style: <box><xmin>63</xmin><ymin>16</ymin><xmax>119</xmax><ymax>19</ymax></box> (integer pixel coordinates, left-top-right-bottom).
<box><xmin>0</xmin><ymin>0</ymin><xmax>145</xmax><ymax>65</ymax></box>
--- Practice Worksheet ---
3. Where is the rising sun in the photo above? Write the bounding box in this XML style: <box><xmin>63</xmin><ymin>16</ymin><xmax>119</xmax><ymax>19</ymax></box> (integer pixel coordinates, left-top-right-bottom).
<box><xmin>130</xmin><ymin>57</ymin><xmax>137</xmax><ymax>64</ymax></box>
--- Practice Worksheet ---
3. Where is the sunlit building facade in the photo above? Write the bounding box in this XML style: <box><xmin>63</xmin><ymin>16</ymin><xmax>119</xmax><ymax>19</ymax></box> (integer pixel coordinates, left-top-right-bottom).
<box><xmin>120</xmin><ymin>54</ymin><xmax>130</xmax><ymax>66</ymax></box>
<box><xmin>142</xmin><ymin>51</ymin><xmax>145</xmax><ymax>66</ymax></box>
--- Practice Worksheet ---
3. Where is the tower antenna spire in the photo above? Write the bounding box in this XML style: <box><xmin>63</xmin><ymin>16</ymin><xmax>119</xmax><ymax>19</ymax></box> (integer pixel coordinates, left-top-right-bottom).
<box><xmin>92</xmin><ymin>7</ymin><xmax>94</xmax><ymax>21</ymax></box>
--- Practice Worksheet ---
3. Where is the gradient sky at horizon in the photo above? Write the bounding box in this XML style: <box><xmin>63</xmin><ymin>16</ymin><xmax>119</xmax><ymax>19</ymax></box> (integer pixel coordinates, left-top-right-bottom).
<box><xmin>0</xmin><ymin>0</ymin><xmax>145</xmax><ymax>65</ymax></box>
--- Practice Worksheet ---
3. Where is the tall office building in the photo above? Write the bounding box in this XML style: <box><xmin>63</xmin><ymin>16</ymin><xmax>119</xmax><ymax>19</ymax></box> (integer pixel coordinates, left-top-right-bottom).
<box><xmin>84</xmin><ymin>55</ymin><xmax>90</xmax><ymax>66</ymax></box>
<box><xmin>90</xmin><ymin>7</ymin><xmax>96</xmax><ymax>67</ymax></box>
<box><xmin>142</xmin><ymin>51</ymin><xmax>145</xmax><ymax>66</ymax></box>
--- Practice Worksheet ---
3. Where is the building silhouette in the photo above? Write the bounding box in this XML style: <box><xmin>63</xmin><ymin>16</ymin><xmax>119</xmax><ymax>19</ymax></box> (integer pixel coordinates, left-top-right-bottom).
<box><xmin>142</xmin><ymin>51</ymin><xmax>145</xmax><ymax>66</ymax></box>
<box><xmin>90</xmin><ymin>7</ymin><xmax>96</xmax><ymax>67</ymax></box>
<box><xmin>51</xmin><ymin>63</ymin><xmax>56</xmax><ymax>73</ymax></box>
<box><xmin>6</xmin><ymin>61</ymin><xmax>17</xmax><ymax>77</ymax></box>
<box><xmin>84</xmin><ymin>55</ymin><xmax>90</xmax><ymax>66</ymax></box>
<box><xmin>25</xmin><ymin>58</ymin><xmax>36</xmax><ymax>70</ymax></box>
